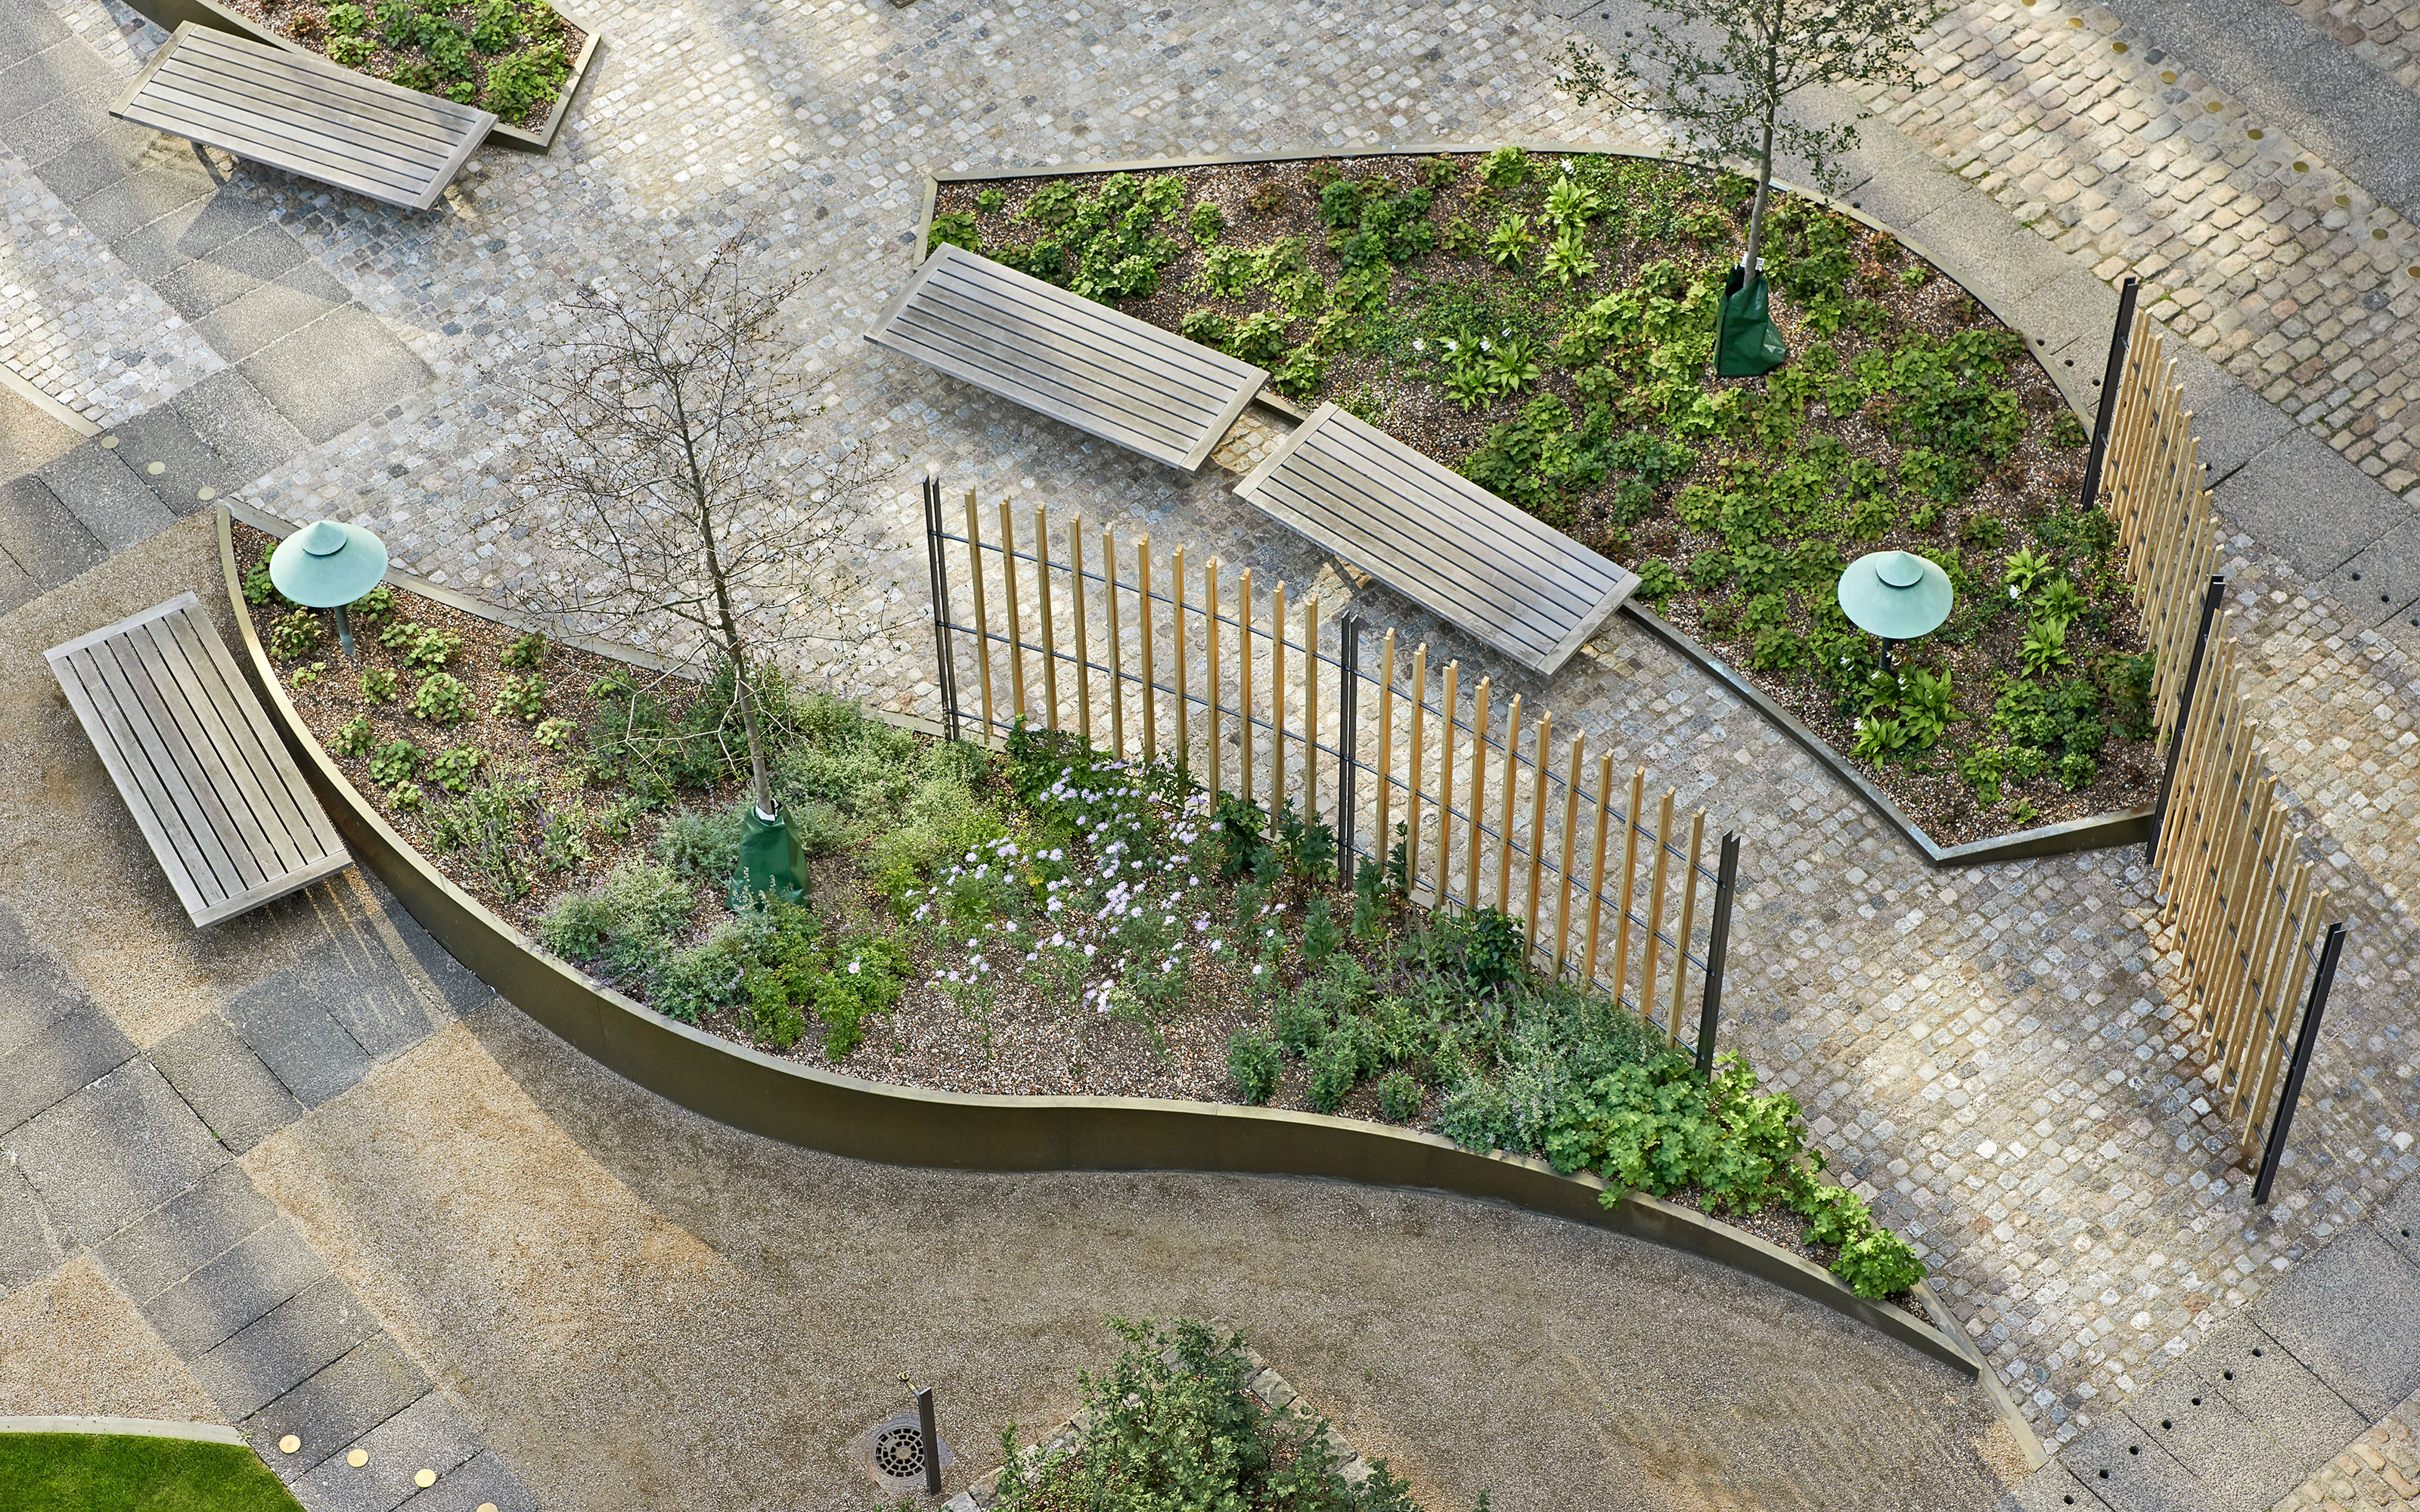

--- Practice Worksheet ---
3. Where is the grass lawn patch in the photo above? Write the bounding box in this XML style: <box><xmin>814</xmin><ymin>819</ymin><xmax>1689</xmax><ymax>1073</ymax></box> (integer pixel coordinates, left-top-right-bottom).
<box><xmin>242</xmin><ymin>541</ymin><xmax>1930</xmax><ymax>1302</ymax></box>
<box><xmin>0</xmin><ymin>1433</ymin><xmax>303</xmax><ymax>1512</ymax></box>
<box><xmin>931</xmin><ymin>150</ymin><xmax>2159</xmax><ymax>847</ymax></box>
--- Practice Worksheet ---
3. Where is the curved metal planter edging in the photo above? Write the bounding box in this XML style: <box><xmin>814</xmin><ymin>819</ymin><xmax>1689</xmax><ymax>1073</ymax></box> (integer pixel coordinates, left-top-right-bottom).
<box><xmin>113</xmin><ymin>0</ymin><xmax>599</xmax><ymax>153</ymax></box>
<box><xmin>1624</xmin><ymin>603</ymin><xmax>2156</xmax><ymax>867</ymax></box>
<box><xmin>213</xmin><ymin>507</ymin><xmax>1972</xmax><ymax>1379</ymax></box>
<box><xmin>911</xmin><ymin>143</ymin><xmax>2158</xmax><ymax>869</ymax></box>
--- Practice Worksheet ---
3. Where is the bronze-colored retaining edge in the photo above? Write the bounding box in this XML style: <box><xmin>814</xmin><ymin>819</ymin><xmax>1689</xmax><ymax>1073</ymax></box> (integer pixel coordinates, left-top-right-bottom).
<box><xmin>1624</xmin><ymin>603</ymin><xmax>2156</xmax><ymax>868</ymax></box>
<box><xmin>115</xmin><ymin>0</ymin><xmax>600</xmax><ymax>154</ymax></box>
<box><xmin>214</xmin><ymin>506</ymin><xmax>1972</xmax><ymax>1379</ymax></box>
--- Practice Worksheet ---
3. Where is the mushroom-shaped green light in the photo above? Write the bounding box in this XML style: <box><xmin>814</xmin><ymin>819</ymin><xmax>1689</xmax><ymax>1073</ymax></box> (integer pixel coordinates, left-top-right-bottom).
<box><xmin>269</xmin><ymin>519</ymin><xmax>389</xmax><ymax>655</ymax></box>
<box><xmin>1837</xmin><ymin>550</ymin><xmax>1953</xmax><ymax>671</ymax></box>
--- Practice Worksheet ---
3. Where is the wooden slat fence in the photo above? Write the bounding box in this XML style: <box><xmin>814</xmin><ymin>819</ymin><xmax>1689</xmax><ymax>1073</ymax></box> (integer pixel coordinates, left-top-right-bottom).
<box><xmin>2100</xmin><ymin>304</ymin><xmax>2222</xmax><ymax>745</ymax></box>
<box><xmin>2096</xmin><ymin>293</ymin><xmax>2347</xmax><ymax>1183</ymax></box>
<box><xmin>919</xmin><ymin>481</ymin><xmax>1743</xmax><ymax>1043</ymax></box>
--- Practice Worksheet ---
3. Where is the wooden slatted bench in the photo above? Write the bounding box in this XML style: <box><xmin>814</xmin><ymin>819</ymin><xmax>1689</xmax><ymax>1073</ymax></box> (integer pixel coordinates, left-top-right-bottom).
<box><xmin>1237</xmin><ymin>402</ymin><xmax>1640</xmax><ymax>677</ymax></box>
<box><xmin>112</xmin><ymin>23</ymin><xmax>495</xmax><ymax>212</ymax></box>
<box><xmin>47</xmin><ymin>593</ymin><xmax>350</xmax><ymax>926</ymax></box>
<box><xmin>867</xmin><ymin>243</ymin><xmax>1267</xmax><ymax>472</ymax></box>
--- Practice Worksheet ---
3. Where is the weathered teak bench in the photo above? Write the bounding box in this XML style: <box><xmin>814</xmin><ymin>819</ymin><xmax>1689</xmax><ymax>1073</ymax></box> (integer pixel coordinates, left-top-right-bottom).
<box><xmin>112</xmin><ymin>23</ymin><xmax>495</xmax><ymax>212</ymax></box>
<box><xmin>867</xmin><ymin>243</ymin><xmax>1267</xmax><ymax>472</ymax></box>
<box><xmin>47</xmin><ymin>593</ymin><xmax>350</xmax><ymax>926</ymax></box>
<box><xmin>1236</xmin><ymin>402</ymin><xmax>1640</xmax><ymax>676</ymax></box>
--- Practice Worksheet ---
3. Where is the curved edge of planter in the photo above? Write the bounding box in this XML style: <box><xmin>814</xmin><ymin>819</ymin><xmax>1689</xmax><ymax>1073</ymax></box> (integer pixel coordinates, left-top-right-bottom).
<box><xmin>0</xmin><ymin>1416</ymin><xmax>247</xmax><ymax>1445</ymax></box>
<box><xmin>1622</xmin><ymin>601</ymin><xmax>2155</xmax><ymax>867</ymax></box>
<box><xmin>118</xmin><ymin>0</ymin><xmax>597</xmax><ymax>155</ymax></box>
<box><xmin>212</xmin><ymin>507</ymin><xmax>1975</xmax><ymax>1381</ymax></box>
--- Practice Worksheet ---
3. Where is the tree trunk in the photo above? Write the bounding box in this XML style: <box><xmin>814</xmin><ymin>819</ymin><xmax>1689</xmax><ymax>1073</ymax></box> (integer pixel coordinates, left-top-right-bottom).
<box><xmin>731</xmin><ymin>651</ymin><xmax>776</xmax><ymax>819</ymax></box>
<box><xmin>1742</xmin><ymin>113</ymin><xmax>1776</xmax><ymax>280</ymax></box>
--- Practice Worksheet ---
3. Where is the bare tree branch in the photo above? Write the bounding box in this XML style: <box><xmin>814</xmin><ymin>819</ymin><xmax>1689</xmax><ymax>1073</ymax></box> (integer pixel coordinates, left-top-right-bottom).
<box><xmin>510</xmin><ymin>234</ymin><xmax>897</xmax><ymax>813</ymax></box>
<box><xmin>1559</xmin><ymin>0</ymin><xmax>1944</xmax><ymax>274</ymax></box>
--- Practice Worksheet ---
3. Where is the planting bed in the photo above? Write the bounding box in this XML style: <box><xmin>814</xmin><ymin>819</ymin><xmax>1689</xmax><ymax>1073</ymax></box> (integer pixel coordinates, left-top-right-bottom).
<box><xmin>930</xmin><ymin>150</ymin><xmax>2160</xmax><ymax>847</ymax></box>
<box><xmin>213</xmin><ymin>0</ymin><xmax>584</xmax><ymax>131</ymax></box>
<box><xmin>237</xmin><ymin>523</ymin><xmax>1929</xmax><ymax>1303</ymax></box>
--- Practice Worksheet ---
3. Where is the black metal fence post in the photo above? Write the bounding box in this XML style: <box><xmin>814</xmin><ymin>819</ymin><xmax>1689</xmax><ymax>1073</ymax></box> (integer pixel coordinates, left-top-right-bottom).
<box><xmin>916</xmin><ymin>1386</ymin><xmax>942</xmax><ymax>1495</ymax></box>
<box><xmin>920</xmin><ymin>466</ymin><xmax>960</xmax><ymax>743</ymax></box>
<box><xmin>2147</xmin><ymin>575</ymin><xmax>2226</xmax><ymax>866</ymax></box>
<box><xmin>2081</xmin><ymin>274</ymin><xmax>2141</xmax><ymax>511</ymax></box>
<box><xmin>1694</xmin><ymin>832</ymin><xmax>1742</xmax><ymax>1077</ymax></box>
<box><xmin>1336</xmin><ymin>612</ymin><xmax>1360</xmax><ymax>888</ymax></box>
<box><xmin>2253</xmin><ymin>921</ymin><xmax>2348</xmax><ymax>1205</ymax></box>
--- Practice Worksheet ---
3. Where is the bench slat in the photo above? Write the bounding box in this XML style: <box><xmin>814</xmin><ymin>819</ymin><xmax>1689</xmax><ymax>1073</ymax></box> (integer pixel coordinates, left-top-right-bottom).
<box><xmin>868</xmin><ymin>244</ymin><xmax>1265</xmax><ymax>472</ymax></box>
<box><xmin>85</xmin><ymin>634</ymin><xmax>266</xmax><ymax>899</ymax></box>
<box><xmin>1238</xmin><ymin>404</ymin><xmax>1638</xmax><ymax>676</ymax></box>
<box><xmin>154</xmin><ymin>610</ymin><xmax>333</xmax><ymax>868</ymax></box>
<box><xmin>133</xmin><ymin>616</ymin><xmax>307</xmax><ymax>878</ymax></box>
<box><xmin>112</xmin><ymin>24</ymin><xmax>495</xmax><ymax>212</ymax></box>
<box><xmin>58</xmin><ymin>641</ymin><xmax>237</xmax><ymax>909</ymax></box>
<box><xmin>48</xmin><ymin>594</ymin><xmax>350</xmax><ymax>928</ymax></box>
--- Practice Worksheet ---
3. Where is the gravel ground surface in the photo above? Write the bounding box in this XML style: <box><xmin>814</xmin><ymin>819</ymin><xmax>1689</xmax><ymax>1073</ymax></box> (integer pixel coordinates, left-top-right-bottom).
<box><xmin>240</xmin><ymin>992</ymin><xmax>2022</xmax><ymax>1512</ymax></box>
<box><xmin>0</xmin><ymin>1256</ymin><xmax>222</xmax><ymax>1422</ymax></box>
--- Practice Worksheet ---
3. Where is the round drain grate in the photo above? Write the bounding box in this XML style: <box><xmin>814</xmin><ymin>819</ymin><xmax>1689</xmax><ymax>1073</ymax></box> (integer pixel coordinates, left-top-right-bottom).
<box><xmin>857</xmin><ymin>1409</ymin><xmax>953</xmax><ymax>1493</ymax></box>
<box><xmin>873</xmin><ymin>1424</ymin><xmax>926</xmax><ymax>1482</ymax></box>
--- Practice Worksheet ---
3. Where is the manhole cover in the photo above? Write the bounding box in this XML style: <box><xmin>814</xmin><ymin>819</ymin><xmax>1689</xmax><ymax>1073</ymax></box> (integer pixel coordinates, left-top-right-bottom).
<box><xmin>856</xmin><ymin>1411</ymin><xmax>954</xmax><ymax>1495</ymax></box>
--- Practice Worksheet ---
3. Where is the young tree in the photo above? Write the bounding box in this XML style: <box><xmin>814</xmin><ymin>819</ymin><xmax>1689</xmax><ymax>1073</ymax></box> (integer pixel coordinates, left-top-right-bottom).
<box><xmin>1559</xmin><ymin>0</ymin><xmax>1944</xmax><ymax>281</ymax></box>
<box><xmin>513</xmin><ymin>236</ymin><xmax>892</xmax><ymax>828</ymax></box>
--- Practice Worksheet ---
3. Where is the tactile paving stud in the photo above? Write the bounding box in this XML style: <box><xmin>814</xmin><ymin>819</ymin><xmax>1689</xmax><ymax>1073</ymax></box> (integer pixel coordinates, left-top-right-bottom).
<box><xmin>278</xmin><ymin>1435</ymin><xmax>300</xmax><ymax>1454</ymax></box>
<box><xmin>347</xmin><ymin>1448</ymin><xmax>369</xmax><ymax>1468</ymax></box>
<box><xmin>98</xmin><ymin>435</ymin><xmax>117</xmax><ymax>448</ymax></box>
<box><xmin>415</xmin><ymin>1469</ymin><xmax>436</xmax><ymax>1488</ymax></box>
<box><xmin>479</xmin><ymin>1504</ymin><xmax>498</xmax><ymax>1511</ymax></box>
<box><xmin>146</xmin><ymin>461</ymin><xmax>165</xmax><ymax>475</ymax></box>
<box><xmin>198</xmin><ymin>487</ymin><xmax>217</xmax><ymax>501</ymax></box>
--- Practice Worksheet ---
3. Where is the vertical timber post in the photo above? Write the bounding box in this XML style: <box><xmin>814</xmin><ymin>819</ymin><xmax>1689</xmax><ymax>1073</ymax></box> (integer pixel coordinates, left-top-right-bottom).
<box><xmin>2253</xmin><ymin>921</ymin><xmax>2348</xmax><ymax>1204</ymax></box>
<box><xmin>920</xmin><ymin>466</ymin><xmax>960</xmax><ymax>742</ymax></box>
<box><xmin>917</xmin><ymin>1387</ymin><xmax>942</xmax><ymax>1496</ymax></box>
<box><xmin>1695</xmin><ymin>832</ymin><xmax>1742</xmax><ymax>1078</ymax></box>
<box><xmin>1336</xmin><ymin>612</ymin><xmax>1360</xmax><ymax>886</ymax></box>
<box><xmin>2082</xmin><ymin>274</ymin><xmax>2140</xmax><ymax>510</ymax></box>
<box><xmin>2148</xmin><ymin>574</ymin><xmax>2226</xmax><ymax>866</ymax></box>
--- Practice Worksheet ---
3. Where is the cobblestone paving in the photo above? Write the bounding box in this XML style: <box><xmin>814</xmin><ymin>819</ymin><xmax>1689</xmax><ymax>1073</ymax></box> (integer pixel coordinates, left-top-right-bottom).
<box><xmin>14</xmin><ymin>0</ymin><xmax>2420</xmax><ymax>1463</ymax></box>
<box><xmin>1851</xmin><ymin>0</ymin><xmax>2420</xmax><ymax>496</ymax></box>
<box><xmin>2273</xmin><ymin>1387</ymin><xmax>2420</xmax><ymax>1511</ymax></box>
<box><xmin>0</xmin><ymin>146</ymin><xmax>224</xmax><ymax>424</ymax></box>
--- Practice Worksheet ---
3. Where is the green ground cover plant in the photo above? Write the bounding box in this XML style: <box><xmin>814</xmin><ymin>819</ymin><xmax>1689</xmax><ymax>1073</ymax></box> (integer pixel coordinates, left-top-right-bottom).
<box><xmin>245</xmin><ymin>533</ymin><xmax>1928</xmax><ymax>1301</ymax></box>
<box><xmin>234</xmin><ymin>0</ymin><xmax>579</xmax><ymax>127</ymax></box>
<box><xmin>935</xmin><ymin>152</ymin><xmax>2157</xmax><ymax>845</ymax></box>
<box><xmin>0</xmin><ymin>1433</ymin><xmax>305</xmax><ymax>1512</ymax></box>
<box><xmin>988</xmin><ymin>1318</ymin><xmax>1446</xmax><ymax>1511</ymax></box>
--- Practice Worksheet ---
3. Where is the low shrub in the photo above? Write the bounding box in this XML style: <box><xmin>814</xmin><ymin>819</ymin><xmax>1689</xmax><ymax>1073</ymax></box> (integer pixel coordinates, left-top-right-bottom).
<box><xmin>535</xmin><ymin>859</ymin><xmax>696</xmax><ymax>980</ymax></box>
<box><xmin>430</xmin><ymin>746</ymin><xmax>482</xmax><ymax>794</ymax></box>
<box><xmin>653</xmin><ymin>804</ymin><xmax>743</xmax><ymax>884</ymax></box>
<box><xmin>268</xmin><ymin>611</ymin><xmax>321</xmax><ymax>661</ymax></box>
<box><xmin>991</xmin><ymin>1319</ymin><xmax>1429</xmax><ymax>1512</ymax></box>
<box><xmin>1227</xmin><ymin>1027</ymin><xmax>1281</xmax><ymax>1104</ymax></box>
<box><xmin>492</xmin><ymin>673</ymin><xmax>546</xmax><ymax>721</ymax></box>
<box><xmin>368</xmin><ymin>739</ymin><xmax>423</xmax><ymax>788</ymax></box>
<box><xmin>328</xmin><ymin>716</ymin><xmax>376</xmax><ymax>758</ymax></box>
<box><xmin>361</xmin><ymin>668</ymin><xmax>399</xmax><ymax>703</ymax></box>
<box><xmin>409</xmin><ymin>673</ymin><xmax>470</xmax><ymax>725</ymax></box>
<box><xmin>501</xmin><ymin>630</ymin><xmax>547</xmax><ymax>668</ymax></box>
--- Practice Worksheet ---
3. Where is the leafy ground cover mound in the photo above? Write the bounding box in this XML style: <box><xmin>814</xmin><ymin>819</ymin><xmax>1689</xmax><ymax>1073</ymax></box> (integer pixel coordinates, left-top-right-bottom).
<box><xmin>241</xmin><ymin>532</ymin><xmax>1929</xmax><ymax>1303</ymax></box>
<box><xmin>213</xmin><ymin>0</ymin><xmax>582</xmax><ymax>129</ymax></box>
<box><xmin>988</xmin><ymin>1319</ymin><xmax>1445</xmax><ymax>1512</ymax></box>
<box><xmin>930</xmin><ymin>150</ymin><xmax>2159</xmax><ymax>846</ymax></box>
